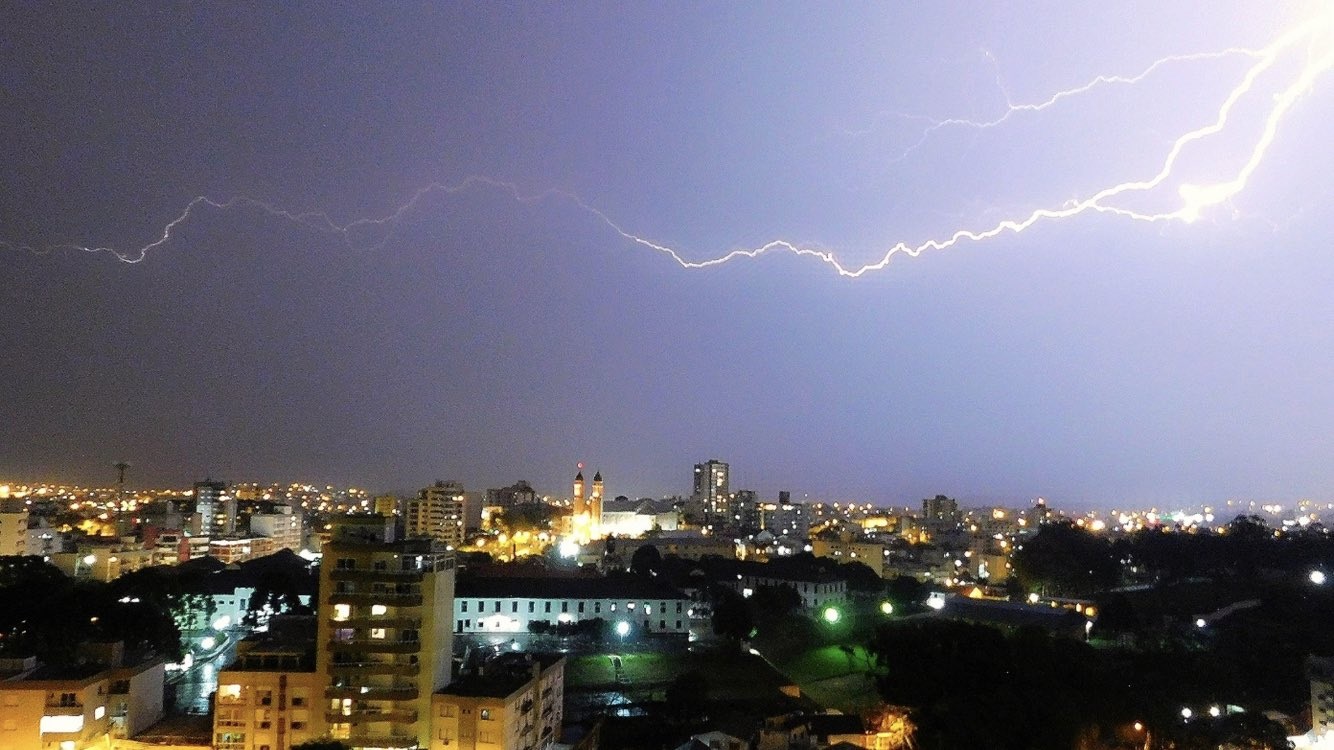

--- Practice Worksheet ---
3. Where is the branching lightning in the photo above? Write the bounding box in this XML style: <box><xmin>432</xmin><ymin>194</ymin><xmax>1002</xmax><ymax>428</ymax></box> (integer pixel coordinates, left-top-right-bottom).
<box><xmin>3</xmin><ymin>8</ymin><xmax>1330</xmax><ymax>278</ymax></box>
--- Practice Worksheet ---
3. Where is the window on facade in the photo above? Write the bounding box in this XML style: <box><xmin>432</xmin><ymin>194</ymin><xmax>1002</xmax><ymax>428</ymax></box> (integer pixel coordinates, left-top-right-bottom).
<box><xmin>480</xmin><ymin>709</ymin><xmax>491</xmax><ymax>720</ymax></box>
<box><xmin>578</xmin><ymin>602</ymin><xmax>585</xmax><ymax>613</ymax></box>
<box><xmin>527</xmin><ymin>601</ymin><xmax>534</xmax><ymax>613</ymax></box>
<box><xmin>461</xmin><ymin>601</ymin><xmax>468</xmax><ymax>612</ymax></box>
<box><xmin>371</xmin><ymin>628</ymin><xmax>386</xmax><ymax>639</ymax></box>
<box><xmin>561</xmin><ymin>602</ymin><xmax>568</xmax><ymax>613</ymax></box>
<box><xmin>511</xmin><ymin>601</ymin><xmax>517</xmax><ymax>613</ymax></box>
<box><xmin>544</xmin><ymin>602</ymin><xmax>551</xmax><ymax>613</ymax></box>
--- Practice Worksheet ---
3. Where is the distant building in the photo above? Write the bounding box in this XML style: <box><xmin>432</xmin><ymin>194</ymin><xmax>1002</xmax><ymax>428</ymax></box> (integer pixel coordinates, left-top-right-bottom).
<box><xmin>759</xmin><ymin>499</ymin><xmax>810</xmax><ymax>539</ymax></box>
<box><xmin>692</xmin><ymin>459</ymin><xmax>730</xmax><ymax>528</ymax></box>
<box><xmin>195</xmin><ymin>479</ymin><xmax>237</xmax><ymax>538</ymax></box>
<box><xmin>247</xmin><ymin>504</ymin><xmax>303</xmax><ymax>553</ymax></box>
<box><xmin>716</xmin><ymin>560</ymin><xmax>848</xmax><ymax>612</ymax></box>
<box><xmin>810</xmin><ymin>538</ymin><xmax>886</xmax><ymax>574</ymax></box>
<box><xmin>407</xmin><ymin>481</ymin><xmax>466</xmax><ymax>549</ymax></box>
<box><xmin>922</xmin><ymin>495</ymin><xmax>960</xmax><ymax>524</ymax></box>
<box><xmin>453</xmin><ymin>576</ymin><xmax>690</xmax><ymax>637</ymax></box>
<box><xmin>0</xmin><ymin>499</ymin><xmax>28</xmax><ymax>556</ymax></box>
<box><xmin>599</xmin><ymin>498</ymin><xmax>678</xmax><ymax>537</ymax></box>
<box><xmin>570</xmin><ymin>470</ymin><xmax>603</xmax><ymax>544</ymax></box>
<box><xmin>431</xmin><ymin>652</ymin><xmax>564</xmax><ymax>750</ymax></box>
<box><xmin>484</xmin><ymin>481</ymin><xmax>538</xmax><ymax>513</ymax></box>
<box><xmin>373</xmin><ymin>494</ymin><xmax>400</xmax><ymax>518</ymax></box>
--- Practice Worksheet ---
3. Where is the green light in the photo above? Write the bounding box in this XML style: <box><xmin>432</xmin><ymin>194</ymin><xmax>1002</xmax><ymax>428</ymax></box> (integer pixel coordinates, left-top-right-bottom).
<box><xmin>823</xmin><ymin>606</ymin><xmax>840</xmax><ymax>624</ymax></box>
<box><xmin>879</xmin><ymin>601</ymin><xmax>894</xmax><ymax>615</ymax></box>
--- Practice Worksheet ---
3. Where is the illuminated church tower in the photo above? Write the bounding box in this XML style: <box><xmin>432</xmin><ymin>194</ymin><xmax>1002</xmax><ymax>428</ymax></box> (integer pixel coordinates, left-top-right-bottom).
<box><xmin>570</xmin><ymin>465</ymin><xmax>603</xmax><ymax>543</ymax></box>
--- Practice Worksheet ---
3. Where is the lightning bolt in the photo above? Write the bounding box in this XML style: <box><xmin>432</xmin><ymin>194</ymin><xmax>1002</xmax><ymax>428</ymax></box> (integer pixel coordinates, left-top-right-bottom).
<box><xmin>849</xmin><ymin>46</ymin><xmax>1266</xmax><ymax>163</ymax></box>
<box><xmin>3</xmin><ymin>8</ymin><xmax>1330</xmax><ymax>277</ymax></box>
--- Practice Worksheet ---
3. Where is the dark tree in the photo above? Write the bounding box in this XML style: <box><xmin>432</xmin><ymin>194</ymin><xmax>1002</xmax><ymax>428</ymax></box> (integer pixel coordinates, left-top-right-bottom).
<box><xmin>664</xmin><ymin>670</ymin><xmax>708</xmax><ymax>722</ymax></box>
<box><xmin>1012</xmin><ymin>520</ymin><xmax>1119</xmax><ymax>597</ymax></box>
<box><xmin>710</xmin><ymin>588</ymin><xmax>753</xmax><ymax>642</ymax></box>
<box><xmin>629</xmin><ymin>544</ymin><xmax>662</xmax><ymax>577</ymax></box>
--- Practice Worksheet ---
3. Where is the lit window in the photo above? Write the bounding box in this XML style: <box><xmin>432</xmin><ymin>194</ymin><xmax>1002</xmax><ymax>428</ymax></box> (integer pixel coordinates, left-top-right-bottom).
<box><xmin>94</xmin><ymin>706</ymin><xmax>105</xmax><ymax>720</ymax></box>
<box><xmin>371</xmin><ymin>628</ymin><xmax>386</xmax><ymax>639</ymax></box>
<box><xmin>480</xmin><ymin>708</ymin><xmax>491</xmax><ymax>720</ymax></box>
<box><xmin>333</xmin><ymin>604</ymin><xmax>351</xmax><ymax>621</ymax></box>
<box><xmin>371</xmin><ymin>604</ymin><xmax>388</xmax><ymax>616</ymax></box>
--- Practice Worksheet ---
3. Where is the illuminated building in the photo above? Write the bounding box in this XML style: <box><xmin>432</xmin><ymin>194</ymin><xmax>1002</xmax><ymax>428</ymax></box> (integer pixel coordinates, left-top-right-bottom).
<box><xmin>570</xmin><ymin>469</ymin><xmax>603</xmax><ymax>544</ymax></box>
<box><xmin>453</xmin><ymin>576</ymin><xmax>690</xmax><ymax>636</ymax></box>
<box><xmin>0</xmin><ymin>644</ymin><xmax>166</xmax><ymax>750</ymax></box>
<box><xmin>247</xmin><ymin>505</ymin><xmax>303</xmax><ymax>553</ymax></box>
<box><xmin>810</xmin><ymin>538</ymin><xmax>886</xmax><ymax>575</ymax></box>
<box><xmin>373</xmin><ymin>494</ymin><xmax>400</xmax><ymax>518</ymax></box>
<box><xmin>0</xmin><ymin>498</ymin><xmax>28</xmax><ymax>556</ymax></box>
<box><xmin>214</xmin><ymin>616</ymin><xmax>321</xmax><ymax>750</ymax></box>
<box><xmin>406</xmin><ymin>481</ymin><xmax>466</xmax><ymax>549</ymax></box>
<box><xmin>317</xmin><ymin>515</ymin><xmax>456</xmax><ymax>750</ymax></box>
<box><xmin>598</xmin><ymin>498</ymin><xmax>678</xmax><ymax>537</ymax></box>
<box><xmin>195</xmin><ymin>479</ymin><xmax>237</xmax><ymax>538</ymax></box>
<box><xmin>429</xmin><ymin>653</ymin><xmax>564</xmax><ymax>750</ymax></box>
<box><xmin>691</xmin><ymin>459</ymin><xmax>730</xmax><ymax>528</ymax></box>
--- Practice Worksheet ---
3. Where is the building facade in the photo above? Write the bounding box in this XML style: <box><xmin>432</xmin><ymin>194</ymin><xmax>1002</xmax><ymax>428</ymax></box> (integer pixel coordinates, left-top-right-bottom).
<box><xmin>453</xmin><ymin>577</ymin><xmax>691</xmax><ymax>637</ymax></box>
<box><xmin>691</xmin><ymin>460</ymin><xmax>730</xmax><ymax>528</ymax></box>
<box><xmin>430</xmin><ymin>653</ymin><xmax>564</xmax><ymax>750</ymax></box>
<box><xmin>406</xmin><ymin>481</ymin><xmax>466</xmax><ymax>550</ymax></box>
<box><xmin>317</xmin><ymin>515</ymin><xmax>457</xmax><ymax>750</ymax></box>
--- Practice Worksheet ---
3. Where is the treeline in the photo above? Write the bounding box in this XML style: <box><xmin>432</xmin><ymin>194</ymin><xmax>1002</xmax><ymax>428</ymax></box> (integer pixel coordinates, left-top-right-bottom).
<box><xmin>869</xmin><ymin>619</ymin><xmax>1293</xmax><ymax>750</ymax></box>
<box><xmin>0</xmin><ymin>556</ymin><xmax>189</xmax><ymax>665</ymax></box>
<box><xmin>1012</xmin><ymin>515</ymin><xmax>1334</xmax><ymax>598</ymax></box>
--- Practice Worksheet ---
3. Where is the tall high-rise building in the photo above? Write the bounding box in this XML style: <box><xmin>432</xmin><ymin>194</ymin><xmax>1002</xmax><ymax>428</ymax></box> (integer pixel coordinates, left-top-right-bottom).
<box><xmin>922</xmin><ymin>495</ymin><xmax>960</xmax><ymax>524</ymax></box>
<box><xmin>194</xmin><ymin>479</ymin><xmax>237</xmax><ymax>537</ymax></box>
<box><xmin>317</xmin><ymin>515</ymin><xmax>456</xmax><ymax>750</ymax></box>
<box><xmin>405</xmin><ymin>481</ymin><xmax>465</xmax><ymax>550</ymax></box>
<box><xmin>692</xmin><ymin>459</ymin><xmax>730</xmax><ymax>527</ymax></box>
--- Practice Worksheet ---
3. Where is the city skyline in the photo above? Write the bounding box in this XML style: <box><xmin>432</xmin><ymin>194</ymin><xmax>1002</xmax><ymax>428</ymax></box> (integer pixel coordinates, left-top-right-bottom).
<box><xmin>3</xmin><ymin>3</ymin><xmax>1332</xmax><ymax>508</ymax></box>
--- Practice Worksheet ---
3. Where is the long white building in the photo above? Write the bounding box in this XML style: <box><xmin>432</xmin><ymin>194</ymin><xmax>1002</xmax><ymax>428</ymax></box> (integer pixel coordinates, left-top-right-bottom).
<box><xmin>454</xmin><ymin>576</ymin><xmax>691</xmax><ymax>636</ymax></box>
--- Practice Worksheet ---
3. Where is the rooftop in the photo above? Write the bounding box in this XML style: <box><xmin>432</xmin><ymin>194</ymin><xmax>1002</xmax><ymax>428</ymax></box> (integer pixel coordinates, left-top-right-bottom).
<box><xmin>439</xmin><ymin>652</ymin><xmax>563</xmax><ymax>699</ymax></box>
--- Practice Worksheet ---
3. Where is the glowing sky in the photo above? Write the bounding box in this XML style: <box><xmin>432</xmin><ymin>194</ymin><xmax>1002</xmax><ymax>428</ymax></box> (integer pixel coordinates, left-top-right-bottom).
<box><xmin>2</xmin><ymin>2</ymin><xmax>1331</xmax><ymax>506</ymax></box>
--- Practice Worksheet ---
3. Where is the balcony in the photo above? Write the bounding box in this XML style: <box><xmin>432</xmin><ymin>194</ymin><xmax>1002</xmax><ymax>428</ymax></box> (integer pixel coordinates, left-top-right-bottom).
<box><xmin>327</xmin><ymin>592</ymin><xmax>422</xmax><ymax>607</ymax></box>
<box><xmin>329</xmin><ymin>639</ymin><xmax>423</xmax><ymax>654</ymax></box>
<box><xmin>328</xmin><ymin>568</ymin><xmax>424</xmax><ymax>583</ymax></box>
<box><xmin>345</xmin><ymin>733</ymin><xmax>420</xmax><ymax>749</ymax></box>
<box><xmin>328</xmin><ymin>661</ymin><xmax>420</xmax><ymax>676</ymax></box>
<box><xmin>43</xmin><ymin>703</ymin><xmax>83</xmax><ymax>715</ymax></box>
<box><xmin>340</xmin><ymin>616</ymin><xmax>422</xmax><ymax>629</ymax></box>
<box><xmin>325</xmin><ymin>707</ymin><xmax>418</xmax><ymax>724</ymax></box>
<box><xmin>325</xmin><ymin>685</ymin><xmax>419</xmax><ymax>701</ymax></box>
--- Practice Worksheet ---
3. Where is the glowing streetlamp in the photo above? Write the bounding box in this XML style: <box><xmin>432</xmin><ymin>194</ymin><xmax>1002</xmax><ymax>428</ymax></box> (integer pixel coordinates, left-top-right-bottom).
<box><xmin>879</xmin><ymin>601</ymin><xmax>894</xmax><ymax>615</ymax></box>
<box><xmin>822</xmin><ymin>607</ymin><xmax>840</xmax><ymax>624</ymax></box>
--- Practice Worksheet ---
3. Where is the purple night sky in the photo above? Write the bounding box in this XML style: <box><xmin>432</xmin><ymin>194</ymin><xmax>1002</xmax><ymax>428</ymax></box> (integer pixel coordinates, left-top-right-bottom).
<box><xmin>2</xmin><ymin>2</ymin><xmax>1331</xmax><ymax>508</ymax></box>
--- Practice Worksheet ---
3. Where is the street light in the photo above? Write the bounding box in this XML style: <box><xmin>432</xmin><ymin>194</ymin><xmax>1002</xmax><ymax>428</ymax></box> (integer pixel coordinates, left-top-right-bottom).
<box><xmin>823</xmin><ymin>607</ymin><xmax>840</xmax><ymax>624</ymax></box>
<box><xmin>879</xmin><ymin>601</ymin><xmax>894</xmax><ymax>615</ymax></box>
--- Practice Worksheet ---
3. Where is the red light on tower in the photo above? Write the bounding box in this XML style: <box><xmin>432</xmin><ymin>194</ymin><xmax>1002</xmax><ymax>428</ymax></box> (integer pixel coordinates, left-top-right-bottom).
<box><xmin>577</xmin><ymin>462</ymin><xmax>584</xmax><ymax>470</ymax></box>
